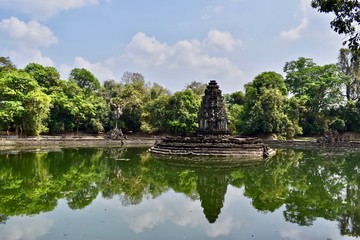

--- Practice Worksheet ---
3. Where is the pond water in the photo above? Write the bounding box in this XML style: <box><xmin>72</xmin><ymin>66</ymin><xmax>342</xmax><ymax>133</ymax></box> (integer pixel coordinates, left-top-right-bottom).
<box><xmin>0</xmin><ymin>147</ymin><xmax>360</xmax><ymax>240</ymax></box>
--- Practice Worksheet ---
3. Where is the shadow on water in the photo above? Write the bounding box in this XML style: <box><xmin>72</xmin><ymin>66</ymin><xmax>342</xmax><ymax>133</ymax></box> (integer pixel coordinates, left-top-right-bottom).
<box><xmin>1</xmin><ymin>147</ymin><xmax>360</xmax><ymax>237</ymax></box>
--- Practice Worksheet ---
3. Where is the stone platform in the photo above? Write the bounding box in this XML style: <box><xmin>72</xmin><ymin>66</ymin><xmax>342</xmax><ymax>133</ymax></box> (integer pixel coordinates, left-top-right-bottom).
<box><xmin>150</xmin><ymin>135</ymin><xmax>276</xmax><ymax>158</ymax></box>
<box><xmin>149</xmin><ymin>80</ymin><xmax>275</xmax><ymax>159</ymax></box>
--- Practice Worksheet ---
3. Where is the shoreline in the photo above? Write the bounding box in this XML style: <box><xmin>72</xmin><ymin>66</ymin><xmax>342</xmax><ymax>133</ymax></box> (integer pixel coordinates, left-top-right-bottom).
<box><xmin>2</xmin><ymin>135</ymin><xmax>360</xmax><ymax>152</ymax></box>
<box><xmin>0</xmin><ymin>135</ymin><xmax>159</xmax><ymax>151</ymax></box>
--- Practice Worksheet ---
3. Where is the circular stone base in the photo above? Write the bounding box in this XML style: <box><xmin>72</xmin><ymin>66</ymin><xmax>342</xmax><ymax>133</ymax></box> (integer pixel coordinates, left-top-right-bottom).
<box><xmin>149</xmin><ymin>135</ymin><xmax>276</xmax><ymax>158</ymax></box>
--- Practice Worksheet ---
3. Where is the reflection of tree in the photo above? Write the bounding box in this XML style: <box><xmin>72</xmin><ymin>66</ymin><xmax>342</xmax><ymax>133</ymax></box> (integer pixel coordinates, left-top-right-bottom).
<box><xmin>3</xmin><ymin>147</ymin><xmax>360</xmax><ymax>238</ymax></box>
<box><xmin>229</xmin><ymin>149</ymin><xmax>360</xmax><ymax>238</ymax></box>
<box><xmin>0</xmin><ymin>214</ymin><xmax>8</xmax><ymax>224</ymax></box>
<box><xmin>230</xmin><ymin>150</ymin><xmax>303</xmax><ymax>212</ymax></box>
<box><xmin>0</xmin><ymin>149</ymin><xmax>108</xmax><ymax>216</ymax></box>
<box><xmin>337</xmin><ymin>155</ymin><xmax>360</xmax><ymax>237</ymax></box>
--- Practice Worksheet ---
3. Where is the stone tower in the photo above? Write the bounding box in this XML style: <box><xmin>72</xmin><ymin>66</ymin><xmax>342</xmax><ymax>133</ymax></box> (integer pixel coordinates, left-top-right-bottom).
<box><xmin>197</xmin><ymin>80</ymin><xmax>229</xmax><ymax>135</ymax></box>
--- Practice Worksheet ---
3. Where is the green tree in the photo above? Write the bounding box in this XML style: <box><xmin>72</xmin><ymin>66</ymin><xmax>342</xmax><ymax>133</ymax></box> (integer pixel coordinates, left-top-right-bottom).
<box><xmin>311</xmin><ymin>0</ymin><xmax>360</xmax><ymax>50</ymax></box>
<box><xmin>284</xmin><ymin>57</ymin><xmax>349</xmax><ymax>134</ymax></box>
<box><xmin>185</xmin><ymin>81</ymin><xmax>207</xmax><ymax>96</ymax></box>
<box><xmin>225</xmin><ymin>91</ymin><xmax>245</xmax><ymax>133</ymax></box>
<box><xmin>338</xmin><ymin>48</ymin><xmax>360</xmax><ymax>101</ymax></box>
<box><xmin>48</xmin><ymin>80</ymin><xmax>106</xmax><ymax>134</ymax></box>
<box><xmin>0</xmin><ymin>56</ymin><xmax>16</xmax><ymax>72</ymax></box>
<box><xmin>119</xmin><ymin>72</ymin><xmax>150</xmax><ymax>132</ymax></box>
<box><xmin>24</xmin><ymin>63</ymin><xmax>60</xmax><ymax>92</ymax></box>
<box><xmin>239</xmin><ymin>72</ymin><xmax>299</xmax><ymax>138</ymax></box>
<box><xmin>141</xmin><ymin>95</ymin><xmax>170</xmax><ymax>133</ymax></box>
<box><xmin>164</xmin><ymin>89</ymin><xmax>200</xmax><ymax>134</ymax></box>
<box><xmin>69</xmin><ymin>68</ymin><xmax>101</xmax><ymax>94</ymax></box>
<box><xmin>0</xmin><ymin>70</ymin><xmax>50</xmax><ymax>135</ymax></box>
<box><xmin>141</xmin><ymin>83</ymin><xmax>171</xmax><ymax>133</ymax></box>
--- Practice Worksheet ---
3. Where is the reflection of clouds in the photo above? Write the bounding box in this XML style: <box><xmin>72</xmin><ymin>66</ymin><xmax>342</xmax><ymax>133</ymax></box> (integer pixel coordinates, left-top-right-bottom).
<box><xmin>279</xmin><ymin>222</ymin><xmax>358</xmax><ymax>240</ymax></box>
<box><xmin>205</xmin><ymin>215</ymin><xmax>242</xmax><ymax>238</ymax></box>
<box><xmin>279</xmin><ymin>228</ymin><xmax>302</xmax><ymax>240</ymax></box>
<box><xmin>0</xmin><ymin>215</ymin><xmax>54</xmax><ymax>240</ymax></box>
<box><xmin>121</xmin><ymin>188</ymin><xmax>243</xmax><ymax>238</ymax></box>
<box><xmin>122</xmin><ymin>192</ymin><xmax>201</xmax><ymax>233</ymax></box>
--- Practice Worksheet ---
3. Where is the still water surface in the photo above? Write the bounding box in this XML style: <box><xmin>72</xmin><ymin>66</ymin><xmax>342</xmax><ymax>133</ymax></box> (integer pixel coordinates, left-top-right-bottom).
<box><xmin>0</xmin><ymin>147</ymin><xmax>359</xmax><ymax>240</ymax></box>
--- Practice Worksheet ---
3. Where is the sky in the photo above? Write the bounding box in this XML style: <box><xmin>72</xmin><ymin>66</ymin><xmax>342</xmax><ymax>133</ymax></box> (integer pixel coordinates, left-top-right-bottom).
<box><xmin>0</xmin><ymin>0</ymin><xmax>344</xmax><ymax>93</ymax></box>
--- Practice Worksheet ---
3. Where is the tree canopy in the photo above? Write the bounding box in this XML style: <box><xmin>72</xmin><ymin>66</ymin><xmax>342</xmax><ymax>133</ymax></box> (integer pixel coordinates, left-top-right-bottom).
<box><xmin>311</xmin><ymin>0</ymin><xmax>360</xmax><ymax>50</ymax></box>
<box><xmin>0</xmin><ymin>54</ymin><xmax>359</xmax><ymax>138</ymax></box>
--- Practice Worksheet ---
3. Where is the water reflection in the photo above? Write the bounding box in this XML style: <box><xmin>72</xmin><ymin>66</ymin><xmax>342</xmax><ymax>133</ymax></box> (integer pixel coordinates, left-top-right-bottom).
<box><xmin>1</xmin><ymin>147</ymin><xmax>360</xmax><ymax>238</ymax></box>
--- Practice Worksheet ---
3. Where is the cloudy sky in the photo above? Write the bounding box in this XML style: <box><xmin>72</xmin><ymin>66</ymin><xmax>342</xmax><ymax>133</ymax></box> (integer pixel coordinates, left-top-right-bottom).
<box><xmin>0</xmin><ymin>0</ymin><xmax>343</xmax><ymax>93</ymax></box>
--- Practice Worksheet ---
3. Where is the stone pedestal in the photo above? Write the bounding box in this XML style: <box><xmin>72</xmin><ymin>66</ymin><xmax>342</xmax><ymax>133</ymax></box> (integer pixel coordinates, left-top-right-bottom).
<box><xmin>150</xmin><ymin>80</ymin><xmax>275</xmax><ymax>158</ymax></box>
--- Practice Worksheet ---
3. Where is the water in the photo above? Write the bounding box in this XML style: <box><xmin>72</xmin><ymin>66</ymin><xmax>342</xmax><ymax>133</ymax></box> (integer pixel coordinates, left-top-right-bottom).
<box><xmin>0</xmin><ymin>147</ymin><xmax>359</xmax><ymax>240</ymax></box>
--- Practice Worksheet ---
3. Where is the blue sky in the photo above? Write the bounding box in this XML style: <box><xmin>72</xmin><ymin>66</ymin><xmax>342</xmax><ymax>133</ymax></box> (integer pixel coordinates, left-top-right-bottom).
<box><xmin>0</xmin><ymin>0</ymin><xmax>343</xmax><ymax>93</ymax></box>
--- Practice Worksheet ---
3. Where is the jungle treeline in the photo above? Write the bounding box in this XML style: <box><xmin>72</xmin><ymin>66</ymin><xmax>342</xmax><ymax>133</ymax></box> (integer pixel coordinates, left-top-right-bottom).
<box><xmin>1</xmin><ymin>48</ymin><xmax>360</xmax><ymax>139</ymax></box>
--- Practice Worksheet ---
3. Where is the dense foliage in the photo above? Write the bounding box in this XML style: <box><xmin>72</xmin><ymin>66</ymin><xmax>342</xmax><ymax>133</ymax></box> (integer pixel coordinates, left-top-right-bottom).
<box><xmin>0</xmin><ymin>50</ymin><xmax>360</xmax><ymax>138</ymax></box>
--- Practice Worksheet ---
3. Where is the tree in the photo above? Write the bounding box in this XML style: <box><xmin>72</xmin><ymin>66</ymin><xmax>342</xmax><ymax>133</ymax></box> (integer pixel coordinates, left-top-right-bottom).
<box><xmin>185</xmin><ymin>81</ymin><xmax>207</xmax><ymax>96</ymax></box>
<box><xmin>238</xmin><ymin>72</ymin><xmax>300</xmax><ymax>138</ymax></box>
<box><xmin>149</xmin><ymin>83</ymin><xmax>171</xmax><ymax>100</ymax></box>
<box><xmin>164</xmin><ymin>89</ymin><xmax>201</xmax><ymax>134</ymax></box>
<box><xmin>24</xmin><ymin>63</ymin><xmax>60</xmax><ymax>92</ymax></box>
<box><xmin>69</xmin><ymin>68</ymin><xmax>100</xmax><ymax>94</ymax></box>
<box><xmin>225</xmin><ymin>91</ymin><xmax>245</xmax><ymax>133</ymax></box>
<box><xmin>141</xmin><ymin>95</ymin><xmax>170</xmax><ymax>133</ymax></box>
<box><xmin>338</xmin><ymin>48</ymin><xmax>360</xmax><ymax>100</ymax></box>
<box><xmin>48</xmin><ymin>80</ymin><xmax>106</xmax><ymax>134</ymax></box>
<box><xmin>0</xmin><ymin>70</ymin><xmax>50</xmax><ymax>135</ymax></box>
<box><xmin>0</xmin><ymin>56</ymin><xmax>16</xmax><ymax>72</ymax></box>
<box><xmin>141</xmin><ymin>83</ymin><xmax>171</xmax><ymax>133</ymax></box>
<box><xmin>284</xmin><ymin>57</ymin><xmax>349</xmax><ymax>134</ymax></box>
<box><xmin>311</xmin><ymin>0</ymin><xmax>360</xmax><ymax>50</ymax></box>
<box><xmin>118</xmin><ymin>72</ymin><xmax>150</xmax><ymax>132</ymax></box>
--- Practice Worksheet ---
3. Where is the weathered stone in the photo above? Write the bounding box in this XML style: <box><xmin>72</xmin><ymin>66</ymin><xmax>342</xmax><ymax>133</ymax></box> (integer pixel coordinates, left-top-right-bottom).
<box><xmin>105</xmin><ymin>128</ymin><xmax>124</xmax><ymax>140</ymax></box>
<box><xmin>317</xmin><ymin>129</ymin><xmax>343</xmax><ymax>145</ymax></box>
<box><xmin>197</xmin><ymin>80</ymin><xmax>229</xmax><ymax>135</ymax></box>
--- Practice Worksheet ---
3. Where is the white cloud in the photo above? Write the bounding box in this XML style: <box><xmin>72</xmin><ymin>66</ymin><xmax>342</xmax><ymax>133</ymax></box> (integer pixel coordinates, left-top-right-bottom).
<box><xmin>0</xmin><ymin>0</ymin><xmax>104</xmax><ymax>19</ymax></box>
<box><xmin>9</xmin><ymin>47</ymin><xmax>54</xmax><ymax>67</ymax></box>
<box><xmin>62</xmin><ymin>30</ymin><xmax>243</xmax><ymax>92</ymax></box>
<box><xmin>124</xmin><ymin>32</ymin><xmax>170</xmax><ymax>67</ymax></box>
<box><xmin>0</xmin><ymin>17</ymin><xmax>57</xmax><ymax>47</ymax></box>
<box><xmin>123</xmin><ymin>31</ymin><xmax>242</xmax><ymax>78</ymax></box>
<box><xmin>59</xmin><ymin>56</ymin><xmax>117</xmax><ymax>80</ymax></box>
<box><xmin>205</xmin><ymin>29</ymin><xmax>242</xmax><ymax>52</ymax></box>
<box><xmin>280</xmin><ymin>17</ymin><xmax>308</xmax><ymax>40</ymax></box>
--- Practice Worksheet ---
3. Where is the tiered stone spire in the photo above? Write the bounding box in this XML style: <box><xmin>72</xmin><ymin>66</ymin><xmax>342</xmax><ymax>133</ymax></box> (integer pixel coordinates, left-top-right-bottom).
<box><xmin>197</xmin><ymin>80</ymin><xmax>229</xmax><ymax>135</ymax></box>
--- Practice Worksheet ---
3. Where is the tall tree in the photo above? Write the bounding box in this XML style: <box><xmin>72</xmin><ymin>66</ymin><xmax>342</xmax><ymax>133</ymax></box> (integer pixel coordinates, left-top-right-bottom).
<box><xmin>338</xmin><ymin>48</ymin><xmax>360</xmax><ymax>100</ymax></box>
<box><xmin>239</xmin><ymin>72</ymin><xmax>300</xmax><ymax>138</ymax></box>
<box><xmin>311</xmin><ymin>0</ymin><xmax>360</xmax><ymax>50</ymax></box>
<box><xmin>0</xmin><ymin>57</ymin><xmax>16</xmax><ymax>72</ymax></box>
<box><xmin>0</xmin><ymin>70</ymin><xmax>50</xmax><ymax>135</ymax></box>
<box><xmin>185</xmin><ymin>81</ymin><xmax>207</xmax><ymax>96</ymax></box>
<box><xmin>24</xmin><ymin>63</ymin><xmax>60</xmax><ymax>92</ymax></box>
<box><xmin>69</xmin><ymin>68</ymin><xmax>100</xmax><ymax>94</ymax></box>
<box><xmin>284</xmin><ymin>57</ymin><xmax>349</xmax><ymax>134</ymax></box>
<box><xmin>165</xmin><ymin>90</ymin><xmax>200</xmax><ymax>134</ymax></box>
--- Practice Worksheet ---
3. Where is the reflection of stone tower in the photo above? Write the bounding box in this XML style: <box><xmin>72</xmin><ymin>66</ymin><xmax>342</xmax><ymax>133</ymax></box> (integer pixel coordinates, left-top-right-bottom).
<box><xmin>197</xmin><ymin>172</ymin><xmax>228</xmax><ymax>223</ymax></box>
<box><xmin>197</xmin><ymin>80</ymin><xmax>229</xmax><ymax>135</ymax></box>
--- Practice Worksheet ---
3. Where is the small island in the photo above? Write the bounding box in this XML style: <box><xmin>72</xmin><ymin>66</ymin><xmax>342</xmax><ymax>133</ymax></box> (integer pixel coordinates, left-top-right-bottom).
<box><xmin>150</xmin><ymin>80</ymin><xmax>275</xmax><ymax>158</ymax></box>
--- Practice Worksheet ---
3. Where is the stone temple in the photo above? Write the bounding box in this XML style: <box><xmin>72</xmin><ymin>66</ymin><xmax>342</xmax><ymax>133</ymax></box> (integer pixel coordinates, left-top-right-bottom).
<box><xmin>150</xmin><ymin>80</ymin><xmax>275</xmax><ymax>158</ymax></box>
